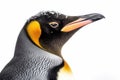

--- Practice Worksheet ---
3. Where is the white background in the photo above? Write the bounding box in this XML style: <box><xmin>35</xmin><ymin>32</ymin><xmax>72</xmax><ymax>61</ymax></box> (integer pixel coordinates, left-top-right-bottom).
<box><xmin>0</xmin><ymin>0</ymin><xmax>120</xmax><ymax>80</ymax></box>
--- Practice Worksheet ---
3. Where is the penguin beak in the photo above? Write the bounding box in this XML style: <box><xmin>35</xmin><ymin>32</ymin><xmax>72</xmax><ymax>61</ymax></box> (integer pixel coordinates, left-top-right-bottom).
<box><xmin>61</xmin><ymin>13</ymin><xmax>105</xmax><ymax>32</ymax></box>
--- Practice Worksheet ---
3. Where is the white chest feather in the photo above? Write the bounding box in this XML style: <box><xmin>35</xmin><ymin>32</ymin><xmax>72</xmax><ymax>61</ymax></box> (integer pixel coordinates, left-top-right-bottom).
<box><xmin>58</xmin><ymin>72</ymin><xmax>74</xmax><ymax>80</ymax></box>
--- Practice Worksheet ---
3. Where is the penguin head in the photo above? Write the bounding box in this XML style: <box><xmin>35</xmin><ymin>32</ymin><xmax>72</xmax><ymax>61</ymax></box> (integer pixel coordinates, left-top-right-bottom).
<box><xmin>26</xmin><ymin>11</ymin><xmax>104</xmax><ymax>56</ymax></box>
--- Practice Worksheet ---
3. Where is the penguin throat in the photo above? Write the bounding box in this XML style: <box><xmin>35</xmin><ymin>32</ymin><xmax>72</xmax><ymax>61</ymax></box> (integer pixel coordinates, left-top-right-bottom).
<box><xmin>40</xmin><ymin>38</ymin><xmax>64</xmax><ymax>57</ymax></box>
<box><xmin>40</xmin><ymin>31</ymin><xmax>77</xmax><ymax>56</ymax></box>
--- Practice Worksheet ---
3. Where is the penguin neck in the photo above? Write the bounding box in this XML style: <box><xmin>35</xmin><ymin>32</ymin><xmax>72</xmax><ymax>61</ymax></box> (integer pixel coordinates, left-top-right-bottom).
<box><xmin>15</xmin><ymin>29</ymin><xmax>74</xmax><ymax>80</ymax></box>
<box><xmin>14</xmin><ymin>29</ymin><xmax>65</xmax><ymax>80</ymax></box>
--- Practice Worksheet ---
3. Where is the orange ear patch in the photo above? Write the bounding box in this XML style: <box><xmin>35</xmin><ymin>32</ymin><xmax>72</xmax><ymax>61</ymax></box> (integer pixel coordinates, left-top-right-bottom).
<box><xmin>27</xmin><ymin>21</ymin><xmax>43</xmax><ymax>48</ymax></box>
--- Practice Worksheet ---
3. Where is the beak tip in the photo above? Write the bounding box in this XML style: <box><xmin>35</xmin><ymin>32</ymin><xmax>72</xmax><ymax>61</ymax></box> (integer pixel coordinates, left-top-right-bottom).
<box><xmin>90</xmin><ymin>13</ymin><xmax>105</xmax><ymax>22</ymax></box>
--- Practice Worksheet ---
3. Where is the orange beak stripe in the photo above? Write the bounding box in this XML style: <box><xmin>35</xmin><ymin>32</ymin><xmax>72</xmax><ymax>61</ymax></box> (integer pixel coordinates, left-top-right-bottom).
<box><xmin>61</xmin><ymin>18</ymin><xmax>92</xmax><ymax>32</ymax></box>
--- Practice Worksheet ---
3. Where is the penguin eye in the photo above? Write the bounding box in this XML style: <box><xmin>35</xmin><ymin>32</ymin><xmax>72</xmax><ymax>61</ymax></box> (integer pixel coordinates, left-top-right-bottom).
<box><xmin>49</xmin><ymin>22</ymin><xmax>59</xmax><ymax>28</ymax></box>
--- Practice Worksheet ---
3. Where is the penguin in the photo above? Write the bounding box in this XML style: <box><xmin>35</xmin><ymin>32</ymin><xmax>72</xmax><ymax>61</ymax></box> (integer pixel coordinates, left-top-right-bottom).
<box><xmin>0</xmin><ymin>11</ymin><xmax>104</xmax><ymax>80</ymax></box>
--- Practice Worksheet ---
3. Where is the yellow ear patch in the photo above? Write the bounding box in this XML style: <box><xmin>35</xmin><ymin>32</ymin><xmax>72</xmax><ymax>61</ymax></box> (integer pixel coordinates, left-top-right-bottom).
<box><xmin>27</xmin><ymin>21</ymin><xmax>43</xmax><ymax>48</ymax></box>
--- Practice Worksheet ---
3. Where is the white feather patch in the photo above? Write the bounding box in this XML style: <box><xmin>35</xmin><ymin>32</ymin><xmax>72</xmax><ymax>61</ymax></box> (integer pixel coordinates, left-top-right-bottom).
<box><xmin>57</xmin><ymin>72</ymin><xmax>74</xmax><ymax>80</ymax></box>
